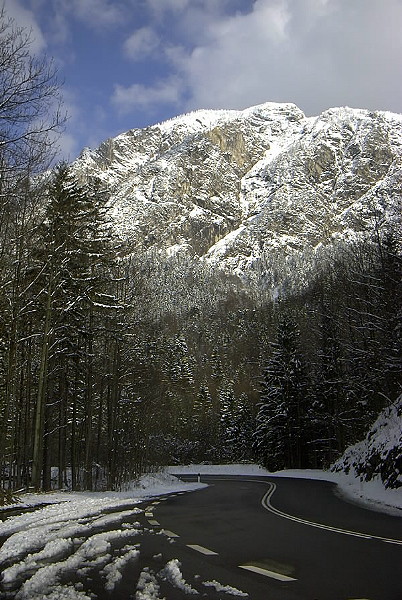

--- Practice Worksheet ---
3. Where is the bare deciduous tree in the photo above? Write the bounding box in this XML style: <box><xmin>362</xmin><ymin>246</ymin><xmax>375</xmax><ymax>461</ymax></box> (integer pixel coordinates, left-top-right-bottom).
<box><xmin>0</xmin><ymin>4</ymin><xmax>66</xmax><ymax>177</ymax></box>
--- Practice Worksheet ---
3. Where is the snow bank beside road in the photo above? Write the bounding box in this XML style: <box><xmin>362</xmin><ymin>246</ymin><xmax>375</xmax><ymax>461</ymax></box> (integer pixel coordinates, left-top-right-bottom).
<box><xmin>0</xmin><ymin>471</ymin><xmax>206</xmax><ymax>516</ymax></box>
<box><xmin>0</xmin><ymin>473</ymin><xmax>207</xmax><ymax>599</ymax></box>
<box><xmin>168</xmin><ymin>463</ymin><xmax>268</xmax><ymax>476</ymax></box>
<box><xmin>2</xmin><ymin>464</ymin><xmax>399</xmax><ymax>521</ymax></box>
<box><xmin>331</xmin><ymin>397</ymin><xmax>402</xmax><ymax>490</ymax></box>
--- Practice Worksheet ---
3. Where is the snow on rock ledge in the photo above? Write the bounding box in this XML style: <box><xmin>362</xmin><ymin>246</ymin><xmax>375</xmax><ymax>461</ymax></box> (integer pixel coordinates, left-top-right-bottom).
<box><xmin>331</xmin><ymin>397</ymin><xmax>402</xmax><ymax>489</ymax></box>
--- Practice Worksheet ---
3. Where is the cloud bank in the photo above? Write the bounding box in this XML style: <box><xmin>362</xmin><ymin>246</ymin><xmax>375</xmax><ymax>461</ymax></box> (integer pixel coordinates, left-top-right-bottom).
<box><xmin>113</xmin><ymin>0</ymin><xmax>402</xmax><ymax>117</ymax></box>
<box><xmin>5</xmin><ymin>0</ymin><xmax>402</xmax><ymax>159</ymax></box>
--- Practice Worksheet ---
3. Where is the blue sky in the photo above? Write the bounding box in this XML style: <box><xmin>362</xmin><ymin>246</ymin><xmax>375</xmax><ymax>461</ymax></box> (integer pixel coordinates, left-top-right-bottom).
<box><xmin>5</xmin><ymin>0</ymin><xmax>402</xmax><ymax>161</ymax></box>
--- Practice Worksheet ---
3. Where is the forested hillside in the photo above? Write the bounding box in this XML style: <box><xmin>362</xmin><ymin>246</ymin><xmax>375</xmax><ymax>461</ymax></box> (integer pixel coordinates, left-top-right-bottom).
<box><xmin>0</xmin><ymin>9</ymin><xmax>401</xmax><ymax>497</ymax></box>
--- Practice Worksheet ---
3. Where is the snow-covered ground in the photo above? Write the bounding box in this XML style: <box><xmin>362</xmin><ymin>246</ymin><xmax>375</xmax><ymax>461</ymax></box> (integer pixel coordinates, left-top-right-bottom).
<box><xmin>1</xmin><ymin>471</ymin><xmax>205</xmax><ymax>514</ymax></box>
<box><xmin>1</xmin><ymin>466</ymin><xmax>400</xmax><ymax>599</ymax></box>
<box><xmin>331</xmin><ymin>397</ymin><xmax>402</xmax><ymax>493</ymax></box>
<box><xmin>0</xmin><ymin>472</ymin><xmax>211</xmax><ymax>600</ymax></box>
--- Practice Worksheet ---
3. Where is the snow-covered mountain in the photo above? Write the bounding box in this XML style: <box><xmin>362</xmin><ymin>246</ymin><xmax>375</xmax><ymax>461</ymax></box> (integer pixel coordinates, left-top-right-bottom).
<box><xmin>331</xmin><ymin>396</ymin><xmax>402</xmax><ymax>489</ymax></box>
<box><xmin>73</xmin><ymin>102</ymin><xmax>402</xmax><ymax>290</ymax></box>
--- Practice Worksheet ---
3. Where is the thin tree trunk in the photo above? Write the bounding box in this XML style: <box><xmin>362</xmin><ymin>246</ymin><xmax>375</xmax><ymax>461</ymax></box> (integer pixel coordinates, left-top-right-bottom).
<box><xmin>31</xmin><ymin>284</ymin><xmax>52</xmax><ymax>490</ymax></box>
<box><xmin>84</xmin><ymin>303</ymin><xmax>94</xmax><ymax>490</ymax></box>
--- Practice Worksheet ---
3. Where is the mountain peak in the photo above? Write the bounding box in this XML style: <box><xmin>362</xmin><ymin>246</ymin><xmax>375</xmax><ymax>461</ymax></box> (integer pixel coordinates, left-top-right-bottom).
<box><xmin>73</xmin><ymin>102</ymin><xmax>401</xmax><ymax>293</ymax></box>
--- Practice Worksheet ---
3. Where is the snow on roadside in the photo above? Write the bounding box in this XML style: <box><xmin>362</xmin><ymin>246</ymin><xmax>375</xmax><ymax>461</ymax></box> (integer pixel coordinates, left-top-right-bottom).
<box><xmin>37</xmin><ymin>584</ymin><xmax>93</xmax><ymax>599</ymax></box>
<box><xmin>0</xmin><ymin>470</ymin><xmax>206</xmax><ymax>516</ymax></box>
<box><xmin>159</xmin><ymin>559</ymin><xmax>198</xmax><ymax>595</ymax></box>
<box><xmin>1</xmin><ymin>538</ymin><xmax>74</xmax><ymax>586</ymax></box>
<box><xmin>203</xmin><ymin>579</ymin><xmax>248</xmax><ymax>596</ymax></box>
<box><xmin>9</xmin><ymin>529</ymin><xmax>139</xmax><ymax>599</ymax></box>
<box><xmin>272</xmin><ymin>468</ymin><xmax>402</xmax><ymax>516</ymax></box>
<box><xmin>331</xmin><ymin>397</ymin><xmax>402</xmax><ymax>491</ymax></box>
<box><xmin>0</xmin><ymin>467</ymin><xmax>400</xmax><ymax>599</ymax></box>
<box><xmin>0</xmin><ymin>473</ymin><xmax>206</xmax><ymax>599</ymax></box>
<box><xmin>101</xmin><ymin>545</ymin><xmax>139</xmax><ymax>592</ymax></box>
<box><xmin>167</xmin><ymin>464</ymin><xmax>268</xmax><ymax>477</ymax></box>
<box><xmin>0</xmin><ymin>505</ymin><xmax>141</xmax><ymax>563</ymax></box>
<box><xmin>167</xmin><ymin>463</ymin><xmax>402</xmax><ymax>515</ymax></box>
<box><xmin>136</xmin><ymin>568</ymin><xmax>163</xmax><ymax>600</ymax></box>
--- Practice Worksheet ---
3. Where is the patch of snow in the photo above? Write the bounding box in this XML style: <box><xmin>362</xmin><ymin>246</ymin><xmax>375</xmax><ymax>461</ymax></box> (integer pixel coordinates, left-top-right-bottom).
<box><xmin>331</xmin><ymin>397</ymin><xmax>402</xmax><ymax>490</ymax></box>
<box><xmin>13</xmin><ymin>529</ymin><xmax>140</xmax><ymax>599</ymax></box>
<box><xmin>136</xmin><ymin>568</ymin><xmax>163</xmax><ymax>600</ymax></box>
<box><xmin>165</xmin><ymin>243</ymin><xmax>186</xmax><ymax>257</ymax></box>
<box><xmin>101</xmin><ymin>545</ymin><xmax>139</xmax><ymax>592</ymax></box>
<box><xmin>189</xmin><ymin>205</ymin><xmax>205</xmax><ymax>218</ymax></box>
<box><xmin>0</xmin><ymin>503</ymin><xmax>141</xmax><ymax>565</ymax></box>
<box><xmin>36</xmin><ymin>584</ymin><xmax>93</xmax><ymax>599</ymax></box>
<box><xmin>204</xmin><ymin>225</ymin><xmax>246</xmax><ymax>259</ymax></box>
<box><xmin>159</xmin><ymin>559</ymin><xmax>198</xmax><ymax>595</ymax></box>
<box><xmin>0</xmin><ymin>471</ymin><xmax>206</xmax><ymax>598</ymax></box>
<box><xmin>127</xmin><ymin>471</ymin><xmax>207</xmax><ymax>495</ymax></box>
<box><xmin>167</xmin><ymin>463</ymin><xmax>269</xmax><ymax>476</ymax></box>
<box><xmin>0</xmin><ymin>472</ymin><xmax>204</xmax><ymax>518</ymax></box>
<box><xmin>203</xmin><ymin>579</ymin><xmax>248</xmax><ymax>596</ymax></box>
<box><xmin>1</xmin><ymin>538</ymin><xmax>74</xmax><ymax>586</ymax></box>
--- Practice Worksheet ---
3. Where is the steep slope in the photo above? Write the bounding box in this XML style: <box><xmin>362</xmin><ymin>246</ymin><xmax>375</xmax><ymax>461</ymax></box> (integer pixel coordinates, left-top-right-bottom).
<box><xmin>207</xmin><ymin>108</ymin><xmax>402</xmax><ymax>282</ymax></box>
<box><xmin>73</xmin><ymin>102</ymin><xmax>402</xmax><ymax>290</ymax></box>
<box><xmin>75</xmin><ymin>102</ymin><xmax>304</xmax><ymax>257</ymax></box>
<box><xmin>331</xmin><ymin>397</ymin><xmax>402</xmax><ymax>489</ymax></box>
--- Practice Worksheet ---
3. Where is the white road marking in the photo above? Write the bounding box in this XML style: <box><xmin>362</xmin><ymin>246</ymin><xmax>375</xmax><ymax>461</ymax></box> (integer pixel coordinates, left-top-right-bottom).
<box><xmin>239</xmin><ymin>564</ymin><xmax>297</xmax><ymax>582</ymax></box>
<box><xmin>145</xmin><ymin>512</ymin><xmax>153</xmax><ymax>517</ymax></box>
<box><xmin>162</xmin><ymin>529</ymin><xmax>180</xmax><ymax>538</ymax></box>
<box><xmin>152</xmin><ymin>501</ymin><xmax>161</xmax><ymax>505</ymax></box>
<box><xmin>261</xmin><ymin>482</ymin><xmax>402</xmax><ymax>546</ymax></box>
<box><xmin>190</xmin><ymin>476</ymin><xmax>402</xmax><ymax>546</ymax></box>
<box><xmin>187</xmin><ymin>544</ymin><xmax>218</xmax><ymax>556</ymax></box>
<box><xmin>148</xmin><ymin>520</ymin><xmax>160</xmax><ymax>526</ymax></box>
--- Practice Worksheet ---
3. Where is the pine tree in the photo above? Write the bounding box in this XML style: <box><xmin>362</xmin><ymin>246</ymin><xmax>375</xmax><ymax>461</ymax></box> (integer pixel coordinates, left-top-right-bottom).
<box><xmin>310</xmin><ymin>301</ymin><xmax>350</xmax><ymax>466</ymax></box>
<box><xmin>31</xmin><ymin>165</ymin><xmax>120</xmax><ymax>490</ymax></box>
<box><xmin>253</xmin><ymin>313</ymin><xmax>310</xmax><ymax>470</ymax></box>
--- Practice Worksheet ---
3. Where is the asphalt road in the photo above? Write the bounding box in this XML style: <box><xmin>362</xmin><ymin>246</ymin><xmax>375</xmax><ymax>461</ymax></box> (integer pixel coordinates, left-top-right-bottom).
<box><xmin>1</xmin><ymin>476</ymin><xmax>401</xmax><ymax>600</ymax></box>
<box><xmin>147</xmin><ymin>475</ymin><xmax>402</xmax><ymax>600</ymax></box>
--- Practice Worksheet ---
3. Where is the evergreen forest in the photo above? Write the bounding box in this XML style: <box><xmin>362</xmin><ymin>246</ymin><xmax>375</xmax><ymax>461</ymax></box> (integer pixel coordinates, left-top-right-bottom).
<box><xmin>0</xmin><ymin>10</ymin><xmax>401</xmax><ymax>498</ymax></box>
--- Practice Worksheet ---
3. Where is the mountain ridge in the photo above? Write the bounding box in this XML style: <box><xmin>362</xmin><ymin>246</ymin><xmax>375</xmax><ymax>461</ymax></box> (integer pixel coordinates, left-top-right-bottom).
<box><xmin>72</xmin><ymin>101</ymin><xmax>402</xmax><ymax>293</ymax></box>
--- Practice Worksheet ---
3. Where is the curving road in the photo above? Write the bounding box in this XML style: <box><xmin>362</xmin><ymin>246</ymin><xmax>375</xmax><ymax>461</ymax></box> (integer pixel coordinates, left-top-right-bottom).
<box><xmin>1</xmin><ymin>475</ymin><xmax>401</xmax><ymax>599</ymax></box>
<box><xmin>147</xmin><ymin>475</ymin><xmax>402</xmax><ymax>600</ymax></box>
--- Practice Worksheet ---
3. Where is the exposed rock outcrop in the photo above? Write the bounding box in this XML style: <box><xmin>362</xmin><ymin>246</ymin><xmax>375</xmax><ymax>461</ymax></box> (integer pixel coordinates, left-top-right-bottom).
<box><xmin>73</xmin><ymin>102</ymin><xmax>402</xmax><ymax>291</ymax></box>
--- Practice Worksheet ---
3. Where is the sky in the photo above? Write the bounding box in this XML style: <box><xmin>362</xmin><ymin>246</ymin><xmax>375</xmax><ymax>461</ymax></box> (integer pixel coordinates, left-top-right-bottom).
<box><xmin>4</xmin><ymin>0</ymin><xmax>402</xmax><ymax>161</ymax></box>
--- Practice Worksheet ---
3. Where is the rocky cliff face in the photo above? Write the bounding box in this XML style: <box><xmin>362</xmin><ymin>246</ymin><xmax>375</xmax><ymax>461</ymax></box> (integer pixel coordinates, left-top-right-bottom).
<box><xmin>73</xmin><ymin>102</ymin><xmax>402</xmax><ymax>291</ymax></box>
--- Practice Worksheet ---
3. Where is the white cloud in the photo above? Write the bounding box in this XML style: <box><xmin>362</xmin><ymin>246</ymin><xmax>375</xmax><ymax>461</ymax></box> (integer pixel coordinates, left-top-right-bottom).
<box><xmin>55</xmin><ymin>131</ymin><xmax>81</xmax><ymax>162</ymax></box>
<box><xmin>44</xmin><ymin>0</ymin><xmax>125</xmax><ymax>34</ymax></box>
<box><xmin>111</xmin><ymin>77</ymin><xmax>182</xmax><ymax>114</ymax></box>
<box><xmin>165</xmin><ymin>0</ymin><xmax>402</xmax><ymax>116</ymax></box>
<box><xmin>146</xmin><ymin>0</ymin><xmax>190</xmax><ymax>21</ymax></box>
<box><xmin>123</xmin><ymin>27</ymin><xmax>160</xmax><ymax>61</ymax></box>
<box><xmin>3</xmin><ymin>0</ymin><xmax>46</xmax><ymax>53</ymax></box>
<box><xmin>54</xmin><ymin>91</ymin><xmax>118</xmax><ymax>160</ymax></box>
<box><xmin>108</xmin><ymin>0</ymin><xmax>402</xmax><ymax>127</ymax></box>
<box><xmin>71</xmin><ymin>0</ymin><xmax>124</xmax><ymax>28</ymax></box>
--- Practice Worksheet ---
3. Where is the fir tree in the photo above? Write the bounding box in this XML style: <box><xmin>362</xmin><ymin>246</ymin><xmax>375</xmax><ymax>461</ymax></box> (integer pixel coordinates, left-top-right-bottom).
<box><xmin>31</xmin><ymin>165</ymin><xmax>119</xmax><ymax>490</ymax></box>
<box><xmin>253</xmin><ymin>313</ymin><xmax>310</xmax><ymax>470</ymax></box>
